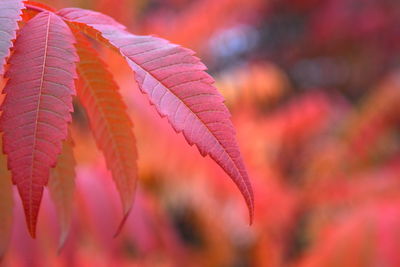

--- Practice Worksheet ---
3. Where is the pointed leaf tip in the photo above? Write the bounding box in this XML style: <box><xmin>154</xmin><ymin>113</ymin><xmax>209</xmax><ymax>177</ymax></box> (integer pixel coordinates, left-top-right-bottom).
<box><xmin>16</xmin><ymin>184</ymin><xmax>43</xmax><ymax>239</ymax></box>
<box><xmin>113</xmin><ymin>207</ymin><xmax>132</xmax><ymax>238</ymax></box>
<box><xmin>57</xmin><ymin>229</ymin><xmax>68</xmax><ymax>253</ymax></box>
<box><xmin>28</xmin><ymin>227</ymin><xmax>36</xmax><ymax>239</ymax></box>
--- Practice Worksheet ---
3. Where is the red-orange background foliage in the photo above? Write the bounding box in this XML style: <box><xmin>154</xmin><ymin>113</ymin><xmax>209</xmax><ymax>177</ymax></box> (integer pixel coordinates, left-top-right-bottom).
<box><xmin>3</xmin><ymin>0</ymin><xmax>400</xmax><ymax>266</ymax></box>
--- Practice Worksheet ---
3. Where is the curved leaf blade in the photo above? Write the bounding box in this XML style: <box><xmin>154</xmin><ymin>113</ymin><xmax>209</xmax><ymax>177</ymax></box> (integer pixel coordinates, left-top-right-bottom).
<box><xmin>0</xmin><ymin>138</ymin><xmax>13</xmax><ymax>260</ymax></box>
<box><xmin>49</xmin><ymin>132</ymin><xmax>76</xmax><ymax>251</ymax></box>
<box><xmin>59</xmin><ymin>8</ymin><xmax>254</xmax><ymax>221</ymax></box>
<box><xmin>74</xmin><ymin>31</ymin><xmax>138</xmax><ymax>232</ymax></box>
<box><xmin>0</xmin><ymin>0</ymin><xmax>24</xmax><ymax>75</ymax></box>
<box><xmin>0</xmin><ymin>12</ymin><xmax>77</xmax><ymax>237</ymax></box>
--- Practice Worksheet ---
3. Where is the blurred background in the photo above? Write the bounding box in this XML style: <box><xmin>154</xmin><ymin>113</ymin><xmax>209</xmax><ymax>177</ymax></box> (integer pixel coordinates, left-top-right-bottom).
<box><xmin>4</xmin><ymin>0</ymin><xmax>400</xmax><ymax>266</ymax></box>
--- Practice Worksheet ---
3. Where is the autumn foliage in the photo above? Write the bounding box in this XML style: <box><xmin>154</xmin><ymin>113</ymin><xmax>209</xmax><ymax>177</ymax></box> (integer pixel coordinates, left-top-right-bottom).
<box><xmin>2</xmin><ymin>0</ymin><xmax>400</xmax><ymax>266</ymax></box>
<box><xmin>0</xmin><ymin>0</ymin><xmax>253</xmax><ymax>255</ymax></box>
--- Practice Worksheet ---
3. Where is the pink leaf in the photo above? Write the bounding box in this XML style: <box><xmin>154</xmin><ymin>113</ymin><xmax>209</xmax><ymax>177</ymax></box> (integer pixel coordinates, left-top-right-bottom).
<box><xmin>58</xmin><ymin>8</ymin><xmax>254</xmax><ymax>221</ymax></box>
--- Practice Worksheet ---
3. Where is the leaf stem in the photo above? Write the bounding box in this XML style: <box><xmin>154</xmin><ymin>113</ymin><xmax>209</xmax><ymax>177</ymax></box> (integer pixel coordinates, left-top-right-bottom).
<box><xmin>24</xmin><ymin>4</ymin><xmax>47</xmax><ymax>13</ymax></box>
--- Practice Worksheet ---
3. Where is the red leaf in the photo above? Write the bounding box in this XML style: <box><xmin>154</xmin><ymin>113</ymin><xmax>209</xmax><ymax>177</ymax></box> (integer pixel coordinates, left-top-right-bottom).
<box><xmin>0</xmin><ymin>0</ymin><xmax>24</xmax><ymax>75</ymax></box>
<box><xmin>59</xmin><ymin>8</ymin><xmax>254</xmax><ymax>221</ymax></box>
<box><xmin>0</xmin><ymin>12</ymin><xmax>77</xmax><ymax>237</ymax></box>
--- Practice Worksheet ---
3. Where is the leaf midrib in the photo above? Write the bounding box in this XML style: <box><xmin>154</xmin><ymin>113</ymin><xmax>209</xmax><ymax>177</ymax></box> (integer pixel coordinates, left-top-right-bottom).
<box><xmin>76</xmin><ymin>46</ymin><xmax>134</xmax><ymax>212</ymax></box>
<box><xmin>126</xmin><ymin>56</ymin><xmax>254</xmax><ymax>209</ymax></box>
<box><xmin>29</xmin><ymin>12</ymin><xmax>51</xmax><ymax>231</ymax></box>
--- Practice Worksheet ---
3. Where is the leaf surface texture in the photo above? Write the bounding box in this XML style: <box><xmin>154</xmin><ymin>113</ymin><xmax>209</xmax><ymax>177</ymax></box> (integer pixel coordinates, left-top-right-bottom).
<box><xmin>0</xmin><ymin>0</ymin><xmax>24</xmax><ymax>75</ymax></box>
<box><xmin>0</xmin><ymin>11</ymin><xmax>77</xmax><ymax>237</ymax></box>
<box><xmin>59</xmin><ymin>8</ymin><xmax>254</xmax><ymax>220</ymax></box>
<box><xmin>74</xmin><ymin>31</ymin><xmax>138</xmax><ymax>225</ymax></box>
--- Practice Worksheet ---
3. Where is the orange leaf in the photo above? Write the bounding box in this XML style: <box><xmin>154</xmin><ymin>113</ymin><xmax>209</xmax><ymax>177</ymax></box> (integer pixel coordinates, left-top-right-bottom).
<box><xmin>74</xmin><ymin>31</ymin><xmax>138</xmax><ymax>233</ymax></box>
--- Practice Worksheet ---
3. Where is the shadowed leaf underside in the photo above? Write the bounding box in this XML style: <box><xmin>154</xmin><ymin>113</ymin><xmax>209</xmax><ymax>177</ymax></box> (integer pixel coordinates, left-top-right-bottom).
<box><xmin>74</xmin><ymin>31</ymin><xmax>138</xmax><ymax>233</ymax></box>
